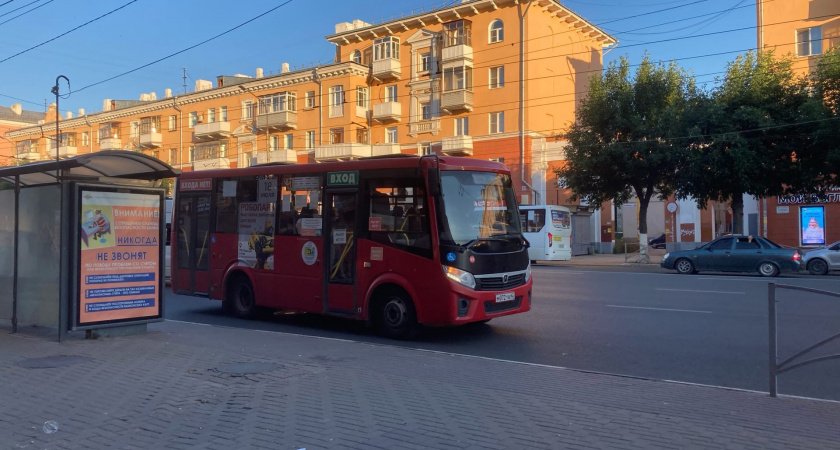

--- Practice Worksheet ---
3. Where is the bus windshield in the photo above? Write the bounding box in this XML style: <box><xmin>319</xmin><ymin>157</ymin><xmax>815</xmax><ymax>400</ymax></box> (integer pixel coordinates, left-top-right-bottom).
<box><xmin>439</xmin><ymin>171</ymin><xmax>521</xmax><ymax>246</ymax></box>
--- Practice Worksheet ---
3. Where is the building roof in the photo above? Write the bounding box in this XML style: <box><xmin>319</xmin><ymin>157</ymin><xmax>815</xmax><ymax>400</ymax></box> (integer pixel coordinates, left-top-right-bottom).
<box><xmin>326</xmin><ymin>0</ymin><xmax>617</xmax><ymax>47</ymax></box>
<box><xmin>0</xmin><ymin>105</ymin><xmax>45</xmax><ymax>124</ymax></box>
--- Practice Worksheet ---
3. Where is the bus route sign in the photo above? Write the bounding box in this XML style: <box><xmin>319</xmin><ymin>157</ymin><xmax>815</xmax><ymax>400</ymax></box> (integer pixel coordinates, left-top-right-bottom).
<box><xmin>327</xmin><ymin>171</ymin><xmax>359</xmax><ymax>186</ymax></box>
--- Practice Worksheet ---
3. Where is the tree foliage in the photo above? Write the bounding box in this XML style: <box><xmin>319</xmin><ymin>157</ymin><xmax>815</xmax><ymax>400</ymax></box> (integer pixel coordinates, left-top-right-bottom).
<box><xmin>556</xmin><ymin>55</ymin><xmax>696</xmax><ymax>255</ymax></box>
<box><xmin>675</xmin><ymin>50</ymin><xmax>827</xmax><ymax>233</ymax></box>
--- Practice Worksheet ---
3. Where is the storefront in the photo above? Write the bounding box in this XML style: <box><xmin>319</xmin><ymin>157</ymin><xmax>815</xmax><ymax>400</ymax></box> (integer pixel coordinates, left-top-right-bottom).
<box><xmin>765</xmin><ymin>190</ymin><xmax>840</xmax><ymax>248</ymax></box>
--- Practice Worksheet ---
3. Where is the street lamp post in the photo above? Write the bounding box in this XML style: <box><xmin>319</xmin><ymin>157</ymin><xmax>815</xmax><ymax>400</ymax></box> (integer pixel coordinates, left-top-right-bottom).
<box><xmin>51</xmin><ymin>75</ymin><xmax>69</xmax><ymax>180</ymax></box>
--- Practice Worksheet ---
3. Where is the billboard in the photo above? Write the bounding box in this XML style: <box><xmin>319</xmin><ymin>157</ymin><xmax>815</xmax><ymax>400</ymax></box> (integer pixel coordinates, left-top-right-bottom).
<box><xmin>77</xmin><ymin>189</ymin><xmax>163</xmax><ymax>326</ymax></box>
<box><xmin>800</xmin><ymin>206</ymin><xmax>826</xmax><ymax>246</ymax></box>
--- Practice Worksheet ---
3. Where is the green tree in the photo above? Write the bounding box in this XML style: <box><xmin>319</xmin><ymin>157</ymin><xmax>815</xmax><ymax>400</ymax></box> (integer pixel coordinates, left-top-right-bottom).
<box><xmin>160</xmin><ymin>178</ymin><xmax>174</xmax><ymax>196</ymax></box>
<box><xmin>676</xmin><ymin>50</ymin><xmax>823</xmax><ymax>234</ymax></box>
<box><xmin>813</xmin><ymin>47</ymin><xmax>840</xmax><ymax>180</ymax></box>
<box><xmin>556</xmin><ymin>55</ymin><xmax>696</xmax><ymax>261</ymax></box>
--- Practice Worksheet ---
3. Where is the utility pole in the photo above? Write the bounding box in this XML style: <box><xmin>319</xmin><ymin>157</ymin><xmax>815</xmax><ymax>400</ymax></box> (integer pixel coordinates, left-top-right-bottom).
<box><xmin>51</xmin><ymin>76</ymin><xmax>69</xmax><ymax>179</ymax></box>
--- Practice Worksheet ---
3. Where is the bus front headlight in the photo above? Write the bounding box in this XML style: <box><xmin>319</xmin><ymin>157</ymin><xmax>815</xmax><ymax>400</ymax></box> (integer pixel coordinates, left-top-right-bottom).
<box><xmin>442</xmin><ymin>265</ymin><xmax>476</xmax><ymax>289</ymax></box>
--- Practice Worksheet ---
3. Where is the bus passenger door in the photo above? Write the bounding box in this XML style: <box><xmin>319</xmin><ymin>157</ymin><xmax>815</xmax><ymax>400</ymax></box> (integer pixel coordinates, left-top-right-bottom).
<box><xmin>175</xmin><ymin>194</ymin><xmax>211</xmax><ymax>295</ymax></box>
<box><xmin>325</xmin><ymin>191</ymin><xmax>357</xmax><ymax>314</ymax></box>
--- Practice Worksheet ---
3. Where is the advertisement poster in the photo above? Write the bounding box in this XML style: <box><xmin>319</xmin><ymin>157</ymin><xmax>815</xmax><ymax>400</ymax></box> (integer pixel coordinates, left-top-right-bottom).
<box><xmin>551</xmin><ymin>210</ymin><xmax>571</xmax><ymax>229</ymax></box>
<box><xmin>801</xmin><ymin>206</ymin><xmax>826</xmax><ymax>245</ymax></box>
<box><xmin>239</xmin><ymin>202</ymin><xmax>275</xmax><ymax>269</ymax></box>
<box><xmin>79</xmin><ymin>190</ymin><xmax>161</xmax><ymax>325</ymax></box>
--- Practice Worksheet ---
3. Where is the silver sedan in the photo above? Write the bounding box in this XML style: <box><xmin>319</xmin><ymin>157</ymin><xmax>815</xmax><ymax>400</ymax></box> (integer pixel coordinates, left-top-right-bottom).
<box><xmin>803</xmin><ymin>241</ymin><xmax>840</xmax><ymax>275</ymax></box>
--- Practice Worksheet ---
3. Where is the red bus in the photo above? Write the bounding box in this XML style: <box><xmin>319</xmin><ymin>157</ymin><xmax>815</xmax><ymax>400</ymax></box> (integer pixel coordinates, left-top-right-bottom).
<box><xmin>171</xmin><ymin>155</ymin><xmax>531</xmax><ymax>338</ymax></box>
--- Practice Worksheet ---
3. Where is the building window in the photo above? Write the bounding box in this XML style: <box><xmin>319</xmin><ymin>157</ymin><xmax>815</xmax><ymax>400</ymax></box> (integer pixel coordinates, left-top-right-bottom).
<box><xmin>330</xmin><ymin>128</ymin><xmax>344</xmax><ymax>144</ymax></box>
<box><xmin>420</xmin><ymin>142</ymin><xmax>432</xmax><ymax>155</ymax></box>
<box><xmin>421</xmin><ymin>102</ymin><xmax>431</xmax><ymax>120</ymax></box>
<box><xmin>356</xmin><ymin>86</ymin><xmax>369</xmax><ymax>108</ymax></box>
<box><xmin>140</xmin><ymin>116</ymin><xmax>160</xmax><ymax>134</ymax></box>
<box><xmin>284</xmin><ymin>133</ymin><xmax>293</xmax><ymax>150</ymax></box>
<box><xmin>443</xmin><ymin>20</ymin><xmax>471</xmax><ymax>47</ymax></box>
<box><xmin>351</xmin><ymin>50</ymin><xmax>362</xmax><ymax>64</ymax></box>
<box><xmin>797</xmin><ymin>26</ymin><xmax>822</xmax><ymax>57</ymax></box>
<box><xmin>220</xmin><ymin>106</ymin><xmax>227</xmax><ymax>122</ymax></box>
<box><xmin>270</xmin><ymin>135</ymin><xmax>280</xmax><ymax>151</ymax></box>
<box><xmin>189</xmin><ymin>112</ymin><xmax>198</xmax><ymax>128</ymax></box>
<box><xmin>242</xmin><ymin>152</ymin><xmax>253</xmax><ymax>168</ymax></box>
<box><xmin>419</xmin><ymin>53</ymin><xmax>431</xmax><ymax>72</ymax></box>
<box><xmin>130</xmin><ymin>121</ymin><xmax>140</xmax><ymax>138</ymax></box>
<box><xmin>168</xmin><ymin>115</ymin><xmax>176</xmax><ymax>131</ymax></box>
<box><xmin>259</xmin><ymin>92</ymin><xmax>296</xmax><ymax>114</ymax></box>
<box><xmin>82</xmin><ymin>131</ymin><xmax>89</xmax><ymax>146</ymax></box>
<box><xmin>305</xmin><ymin>91</ymin><xmax>316</xmax><ymax>109</ymax></box>
<box><xmin>385</xmin><ymin>85</ymin><xmax>397</xmax><ymax>102</ymax></box>
<box><xmin>306</xmin><ymin>130</ymin><xmax>315</xmax><ymax>149</ymax></box>
<box><xmin>489</xmin><ymin>112</ymin><xmax>504</xmax><ymax>134</ymax></box>
<box><xmin>455</xmin><ymin>117</ymin><xmax>469</xmax><ymax>136</ymax></box>
<box><xmin>207</xmin><ymin>108</ymin><xmax>216</xmax><ymax>123</ymax></box>
<box><xmin>188</xmin><ymin>146</ymin><xmax>194</xmax><ymax>163</ymax></box>
<box><xmin>489</xmin><ymin>19</ymin><xmax>504</xmax><ymax>43</ymax></box>
<box><xmin>356</xmin><ymin>128</ymin><xmax>369</xmax><ymax>144</ymax></box>
<box><xmin>374</xmin><ymin>36</ymin><xmax>400</xmax><ymax>61</ymax></box>
<box><xmin>489</xmin><ymin>66</ymin><xmax>504</xmax><ymax>89</ymax></box>
<box><xmin>444</xmin><ymin>66</ymin><xmax>472</xmax><ymax>91</ymax></box>
<box><xmin>386</xmin><ymin>127</ymin><xmax>398</xmax><ymax>144</ymax></box>
<box><xmin>242</xmin><ymin>100</ymin><xmax>253</xmax><ymax>120</ymax></box>
<box><xmin>329</xmin><ymin>86</ymin><xmax>344</xmax><ymax>118</ymax></box>
<box><xmin>169</xmin><ymin>148</ymin><xmax>178</xmax><ymax>165</ymax></box>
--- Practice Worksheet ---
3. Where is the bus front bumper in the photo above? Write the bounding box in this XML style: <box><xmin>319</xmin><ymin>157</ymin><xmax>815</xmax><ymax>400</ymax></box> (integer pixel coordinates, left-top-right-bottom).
<box><xmin>443</xmin><ymin>279</ymin><xmax>532</xmax><ymax>325</ymax></box>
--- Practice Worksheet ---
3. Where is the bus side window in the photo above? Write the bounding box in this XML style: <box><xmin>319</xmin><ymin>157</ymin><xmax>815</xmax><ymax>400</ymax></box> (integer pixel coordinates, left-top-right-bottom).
<box><xmin>278</xmin><ymin>175</ymin><xmax>323</xmax><ymax>236</ymax></box>
<box><xmin>366</xmin><ymin>179</ymin><xmax>430</xmax><ymax>254</ymax></box>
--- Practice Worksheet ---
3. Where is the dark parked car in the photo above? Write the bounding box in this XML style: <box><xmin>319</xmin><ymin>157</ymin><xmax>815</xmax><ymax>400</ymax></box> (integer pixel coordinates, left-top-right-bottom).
<box><xmin>660</xmin><ymin>235</ymin><xmax>802</xmax><ymax>277</ymax></box>
<box><xmin>649</xmin><ymin>233</ymin><xmax>666</xmax><ymax>249</ymax></box>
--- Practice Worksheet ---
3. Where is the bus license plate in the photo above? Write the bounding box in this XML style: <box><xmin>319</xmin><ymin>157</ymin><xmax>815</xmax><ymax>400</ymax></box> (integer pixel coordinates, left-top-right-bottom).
<box><xmin>495</xmin><ymin>292</ymin><xmax>515</xmax><ymax>303</ymax></box>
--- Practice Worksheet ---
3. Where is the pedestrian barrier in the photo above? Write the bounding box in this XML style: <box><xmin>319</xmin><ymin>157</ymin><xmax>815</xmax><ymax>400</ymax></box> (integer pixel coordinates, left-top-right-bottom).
<box><xmin>768</xmin><ymin>283</ymin><xmax>840</xmax><ymax>397</ymax></box>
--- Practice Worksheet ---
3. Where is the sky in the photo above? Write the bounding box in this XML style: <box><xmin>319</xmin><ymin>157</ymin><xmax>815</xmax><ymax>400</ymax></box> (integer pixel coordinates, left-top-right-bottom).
<box><xmin>0</xmin><ymin>0</ymin><xmax>761</xmax><ymax>117</ymax></box>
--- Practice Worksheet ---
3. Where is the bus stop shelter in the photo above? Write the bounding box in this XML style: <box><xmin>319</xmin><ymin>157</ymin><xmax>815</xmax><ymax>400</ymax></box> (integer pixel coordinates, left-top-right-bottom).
<box><xmin>0</xmin><ymin>151</ymin><xmax>179</xmax><ymax>341</ymax></box>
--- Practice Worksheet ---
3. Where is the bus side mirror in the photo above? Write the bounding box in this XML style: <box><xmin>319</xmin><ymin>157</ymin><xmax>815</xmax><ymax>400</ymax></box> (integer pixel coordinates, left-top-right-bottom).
<box><xmin>427</xmin><ymin>168</ymin><xmax>441</xmax><ymax>197</ymax></box>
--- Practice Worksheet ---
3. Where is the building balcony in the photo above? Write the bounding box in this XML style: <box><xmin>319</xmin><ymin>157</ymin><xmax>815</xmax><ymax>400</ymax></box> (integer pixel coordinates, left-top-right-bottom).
<box><xmin>372</xmin><ymin>102</ymin><xmax>402</xmax><ymax>122</ymax></box>
<box><xmin>372</xmin><ymin>58</ymin><xmax>401</xmax><ymax>81</ymax></box>
<box><xmin>193</xmin><ymin>121</ymin><xmax>231</xmax><ymax>142</ymax></box>
<box><xmin>372</xmin><ymin>143</ymin><xmax>401</xmax><ymax>157</ymax></box>
<box><xmin>256</xmin><ymin>110</ymin><xmax>297</xmax><ymax>131</ymax></box>
<box><xmin>253</xmin><ymin>149</ymin><xmax>297</xmax><ymax>165</ymax></box>
<box><xmin>441</xmin><ymin>90</ymin><xmax>474</xmax><ymax>113</ymax></box>
<box><xmin>441</xmin><ymin>135</ymin><xmax>473</xmax><ymax>156</ymax></box>
<box><xmin>100</xmin><ymin>137</ymin><xmax>122</xmax><ymax>150</ymax></box>
<box><xmin>192</xmin><ymin>157</ymin><xmax>230</xmax><ymax>171</ymax></box>
<box><xmin>314</xmin><ymin>143</ymin><xmax>371</xmax><ymax>162</ymax></box>
<box><xmin>138</xmin><ymin>131</ymin><xmax>162</xmax><ymax>149</ymax></box>
<box><xmin>442</xmin><ymin>44</ymin><xmax>472</xmax><ymax>63</ymax></box>
<box><xmin>16</xmin><ymin>151</ymin><xmax>39</xmax><ymax>160</ymax></box>
<box><xmin>58</xmin><ymin>145</ymin><xmax>77</xmax><ymax>158</ymax></box>
<box><xmin>408</xmin><ymin>119</ymin><xmax>441</xmax><ymax>136</ymax></box>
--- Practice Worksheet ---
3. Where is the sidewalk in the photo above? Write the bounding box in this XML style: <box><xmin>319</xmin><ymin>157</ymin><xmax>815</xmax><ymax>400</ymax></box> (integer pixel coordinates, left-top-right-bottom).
<box><xmin>2</xmin><ymin>321</ymin><xmax>839</xmax><ymax>449</ymax></box>
<box><xmin>539</xmin><ymin>249</ymin><xmax>667</xmax><ymax>268</ymax></box>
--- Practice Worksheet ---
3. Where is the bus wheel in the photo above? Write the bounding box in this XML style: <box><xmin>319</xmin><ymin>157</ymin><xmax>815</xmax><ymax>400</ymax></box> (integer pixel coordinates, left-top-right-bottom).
<box><xmin>377</xmin><ymin>290</ymin><xmax>418</xmax><ymax>340</ymax></box>
<box><xmin>228</xmin><ymin>276</ymin><xmax>258</xmax><ymax>319</ymax></box>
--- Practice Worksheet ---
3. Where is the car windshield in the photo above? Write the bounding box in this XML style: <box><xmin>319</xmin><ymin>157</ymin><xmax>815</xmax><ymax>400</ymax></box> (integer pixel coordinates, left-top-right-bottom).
<box><xmin>439</xmin><ymin>170</ymin><xmax>521</xmax><ymax>246</ymax></box>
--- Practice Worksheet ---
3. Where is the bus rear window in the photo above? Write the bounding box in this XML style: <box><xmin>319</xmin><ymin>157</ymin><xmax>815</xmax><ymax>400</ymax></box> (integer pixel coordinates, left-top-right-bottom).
<box><xmin>520</xmin><ymin>209</ymin><xmax>546</xmax><ymax>233</ymax></box>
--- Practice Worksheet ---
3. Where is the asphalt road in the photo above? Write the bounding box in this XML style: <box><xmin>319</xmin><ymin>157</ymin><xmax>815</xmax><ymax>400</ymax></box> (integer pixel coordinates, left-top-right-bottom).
<box><xmin>165</xmin><ymin>267</ymin><xmax>840</xmax><ymax>401</ymax></box>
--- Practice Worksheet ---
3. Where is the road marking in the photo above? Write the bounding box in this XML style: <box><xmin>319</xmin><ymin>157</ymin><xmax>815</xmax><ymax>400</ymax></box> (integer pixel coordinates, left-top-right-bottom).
<box><xmin>656</xmin><ymin>288</ymin><xmax>746</xmax><ymax>295</ymax></box>
<box><xmin>606</xmin><ymin>305</ymin><xmax>712</xmax><ymax>314</ymax></box>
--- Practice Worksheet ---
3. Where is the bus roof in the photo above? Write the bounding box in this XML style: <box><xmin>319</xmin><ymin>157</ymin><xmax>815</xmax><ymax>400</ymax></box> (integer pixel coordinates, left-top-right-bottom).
<box><xmin>178</xmin><ymin>156</ymin><xmax>509</xmax><ymax>179</ymax></box>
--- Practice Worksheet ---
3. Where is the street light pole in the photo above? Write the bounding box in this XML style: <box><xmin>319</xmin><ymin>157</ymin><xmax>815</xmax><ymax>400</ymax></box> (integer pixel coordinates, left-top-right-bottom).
<box><xmin>51</xmin><ymin>75</ymin><xmax>69</xmax><ymax>181</ymax></box>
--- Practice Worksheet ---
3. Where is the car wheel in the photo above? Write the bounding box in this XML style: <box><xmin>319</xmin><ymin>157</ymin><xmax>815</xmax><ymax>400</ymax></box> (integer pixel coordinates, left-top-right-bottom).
<box><xmin>758</xmin><ymin>262</ymin><xmax>780</xmax><ymax>278</ymax></box>
<box><xmin>675</xmin><ymin>258</ymin><xmax>696</xmax><ymax>275</ymax></box>
<box><xmin>376</xmin><ymin>289</ymin><xmax>418</xmax><ymax>340</ymax></box>
<box><xmin>808</xmin><ymin>259</ymin><xmax>829</xmax><ymax>275</ymax></box>
<box><xmin>228</xmin><ymin>275</ymin><xmax>258</xmax><ymax>319</ymax></box>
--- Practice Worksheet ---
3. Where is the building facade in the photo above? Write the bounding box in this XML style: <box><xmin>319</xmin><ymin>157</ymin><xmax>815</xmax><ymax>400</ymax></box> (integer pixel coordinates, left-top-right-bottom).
<box><xmin>0</xmin><ymin>104</ymin><xmax>48</xmax><ymax>167</ymax></box>
<box><xmin>5</xmin><ymin>0</ymin><xmax>617</xmax><ymax>250</ymax></box>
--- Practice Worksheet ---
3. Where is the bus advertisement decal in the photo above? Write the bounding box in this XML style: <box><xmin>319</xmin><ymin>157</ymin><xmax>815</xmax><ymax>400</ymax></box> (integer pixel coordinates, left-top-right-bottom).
<box><xmin>302</xmin><ymin>242</ymin><xmax>318</xmax><ymax>265</ymax></box>
<box><xmin>370</xmin><ymin>247</ymin><xmax>383</xmax><ymax>261</ymax></box>
<box><xmin>239</xmin><ymin>202</ymin><xmax>275</xmax><ymax>270</ymax></box>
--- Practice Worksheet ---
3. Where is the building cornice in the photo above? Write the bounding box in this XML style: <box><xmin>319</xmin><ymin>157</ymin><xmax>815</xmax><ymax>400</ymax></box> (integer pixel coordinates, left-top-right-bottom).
<box><xmin>6</xmin><ymin>62</ymin><xmax>371</xmax><ymax>140</ymax></box>
<box><xmin>326</xmin><ymin>0</ymin><xmax>617</xmax><ymax>47</ymax></box>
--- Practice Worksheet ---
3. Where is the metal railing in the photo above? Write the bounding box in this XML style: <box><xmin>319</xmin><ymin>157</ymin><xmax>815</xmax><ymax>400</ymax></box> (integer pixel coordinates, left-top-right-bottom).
<box><xmin>768</xmin><ymin>283</ymin><xmax>840</xmax><ymax>397</ymax></box>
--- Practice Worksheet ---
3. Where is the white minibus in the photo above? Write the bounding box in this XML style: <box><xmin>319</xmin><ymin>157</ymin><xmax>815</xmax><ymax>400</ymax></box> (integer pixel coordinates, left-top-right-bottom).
<box><xmin>519</xmin><ymin>205</ymin><xmax>572</xmax><ymax>262</ymax></box>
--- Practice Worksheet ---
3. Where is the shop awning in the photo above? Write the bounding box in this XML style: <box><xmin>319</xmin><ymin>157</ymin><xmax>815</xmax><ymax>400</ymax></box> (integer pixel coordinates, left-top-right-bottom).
<box><xmin>0</xmin><ymin>150</ymin><xmax>180</xmax><ymax>187</ymax></box>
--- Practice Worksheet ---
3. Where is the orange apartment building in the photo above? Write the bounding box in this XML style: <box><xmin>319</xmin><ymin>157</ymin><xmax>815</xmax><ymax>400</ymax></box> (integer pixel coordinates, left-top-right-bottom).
<box><xmin>0</xmin><ymin>104</ymin><xmax>47</xmax><ymax>167</ymax></box>
<box><xmin>754</xmin><ymin>0</ymin><xmax>840</xmax><ymax>247</ymax></box>
<box><xmin>4</xmin><ymin>0</ymin><xmax>617</xmax><ymax>251</ymax></box>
